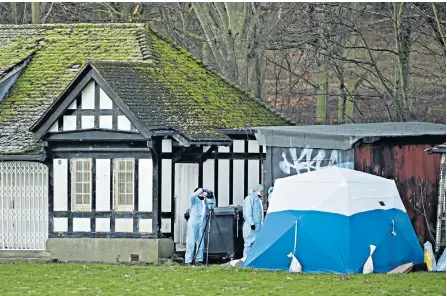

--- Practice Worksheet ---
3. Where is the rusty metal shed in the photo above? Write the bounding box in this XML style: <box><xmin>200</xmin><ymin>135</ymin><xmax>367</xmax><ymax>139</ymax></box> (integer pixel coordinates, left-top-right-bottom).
<box><xmin>255</xmin><ymin>122</ymin><xmax>446</xmax><ymax>244</ymax></box>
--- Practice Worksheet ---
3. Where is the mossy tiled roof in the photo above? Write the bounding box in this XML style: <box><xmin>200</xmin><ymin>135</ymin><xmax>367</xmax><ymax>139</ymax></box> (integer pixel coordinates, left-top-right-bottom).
<box><xmin>0</xmin><ymin>23</ymin><xmax>291</xmax><ymax>155</ymax></box>
<box><xmin>92</xmin><ymin>61</ymin><xmax>230</xmax><ymax>141</ymax></box>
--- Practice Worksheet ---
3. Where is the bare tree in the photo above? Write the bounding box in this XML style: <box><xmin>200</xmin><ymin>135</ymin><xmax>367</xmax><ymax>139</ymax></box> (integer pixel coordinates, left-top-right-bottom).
<box><xmin>0</xmin><ymin>2</ymin><xmax>444</xmax><ymax>124</ymax></box>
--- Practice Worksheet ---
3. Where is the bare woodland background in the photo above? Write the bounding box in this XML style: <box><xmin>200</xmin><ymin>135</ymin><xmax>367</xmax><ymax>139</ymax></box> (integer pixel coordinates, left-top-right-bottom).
<box><xmin>1</xmin><ymin>2</ymin><xmax>445</xmax><ymax>124</ymax></box>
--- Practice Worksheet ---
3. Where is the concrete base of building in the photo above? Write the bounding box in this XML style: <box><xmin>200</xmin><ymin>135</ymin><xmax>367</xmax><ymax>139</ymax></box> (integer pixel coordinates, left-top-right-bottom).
<box><xmin>46</xmin><ymin>238</ymin><xmax>174</xmax><ymax>264</ymax></box>
<box><xmin>0</xmin><ymin>250</ymin><xmax>51</xmax><ymax>263</ymax></box>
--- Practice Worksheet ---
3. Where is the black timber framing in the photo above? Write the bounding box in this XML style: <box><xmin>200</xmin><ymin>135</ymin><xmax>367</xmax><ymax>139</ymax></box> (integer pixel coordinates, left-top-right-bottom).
<box><xmin>47</xmin><ymin>151</ymin><xmax>167</xmax><ymax>238</ymax></box>
<box><xmin>244</xmin><ymin>140</ymin><xmax>249</xmax><ymax>197</ymax></box>
<box><xmin>109</xmin><ymin>160</ymin><xmax>115</xmax><ymax>233</ymax></box>
<box><xmin>151</xmin><ymin>139</ymin><xmax>162</xmax><ymax>236</ymax></box>
<box><xmin>75</xmin><ymin>95</ymin><xmax>81</xmax><ymax>130</ymax></box>
<box><xmin>49</xmin><ymin>139</ymin><xmax>149</xmax><ymax>152</ymax></box>
<box><xmin>45</xmin><ymin>130</ymin><xmax>144</xmax><ymax>142</ymax></box>
<box><xmin>52</xmin><ymin>211</ymin><xmax>172</xmax><ymax>219</ymax></box>
<box><xmin>91</xmin><ymin>158</ymin><xmax>96</xmax><ymax>232</ymax></box>
<box><xmin>172</xmin><ymin>147</ymin><xmax>187</xmax><ymax>163</ymax></box>
<box><xmin>69</xmin><ymin>109</ymin><xmax>124</xmax><ymax>116</ymax></box>
<box><xmin>112</xmin><ymin>102</ymin><xmax>118</xmax><ymax>130</ymax></box>
<box><xmin>94</xmin><ymin>82</ymin><xmax>100</xmax><ymax>128</ymax></box>
<box><xmin>161</xmin><ymin>137</ymin><xmax>266</xmax><ymax>230</ymax></box>
<box><xmin>214</xmin><ymin>158</ymin><xmax>219</xmax><ymax>206</ymax></box>
<box><xmin>30</xmin><ymin>61</ymin><xmax>276</xmax><ymax>241</ymax></box>
<box><xmin>0</xmin><ymin>154</ymin><xmax>46</xmax><ymax>161</ymax></box>
<box><xmin>91</xmin><ymin>71</ymin><xmax>151</xmax><ymax>137</ymax></box>
<box><xmin>133</xmin><ymin>159</ymin><xmax>139</xmax><ymax>232</ymax></box>
<box><xmin>46</xmin><ymin>156</ymin><xmax>54</xmax><ymax>234</ymax></box>
<box><xmin>32</xmin><ymin>70</ymin><xmax>95</xmax><ymax>139</ymax></box>
<box><xmin>163</xmin><ymin>152</ymin><xmax>264</xmax><ymax>161</ymax></box>
<box><xmin>171</xmin><ymin>161</ymin><xmax>176</xmax><ymax>236</ymax></box>
<box><xmin>49</xmin><ymin>232</ymin><xmax>158</xmax><ymax>239</ymax></box>
<box><xmin>52</xmin><ymin>151</ymin><xmax>152</xmax><ymax>160</ymax></box>
<box><xmin>57</xmin><ymin>117</ymin><xmax>63</xmax><ymax>132</ymax></box>
<box><xmin>229</xmin><ymin>144</ymin><xmax>234</xmax><ymax>205</ymax></box>
<box><xmin>67</xmin><ymin>159</ymin><xmax>73</xmax><ymax>233</ymax></box>
<box><xmin>201</xmin><ymin>145</ymin><xmax>218</xmax><ymax>162</ymax></box>
<box><xmin>58</xmin><ymin>87</ymin><xmax>124</xmax><ymax>132</ymax></box>
<box><xmin>44</xmin><ymin>129</ymin><xmax>265</xmax><ymax>240</ymax></box>
<box><xmin>31</xmin><ymin>66</ymin><xmax>152</xmax><ymax>139</ymax></box>
<box><xmin>46</xmin><ymin>135</ymin><xmax>157</xmax><ymax>238</ymax></box>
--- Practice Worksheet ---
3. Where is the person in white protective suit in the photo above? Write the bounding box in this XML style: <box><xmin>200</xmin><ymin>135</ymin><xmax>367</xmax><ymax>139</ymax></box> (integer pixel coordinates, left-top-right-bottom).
<box><xmin>184</xmin><ymin>188</ymin><xmax>215</xmax><ymax>266</ymax></box>
<box><xmin>242</xmin><ymin>184</ymin><xmax>264</xmax><ymax>259</ymax></box>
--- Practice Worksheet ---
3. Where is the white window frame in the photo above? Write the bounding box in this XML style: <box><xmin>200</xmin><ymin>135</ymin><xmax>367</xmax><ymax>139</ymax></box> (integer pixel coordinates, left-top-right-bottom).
<box><xmin>71</xmin><ymin>158</ymin><xmax>92</xmax><ymax>211</ymax></box>
<box><xmin>113</xmin><ymin>158</ymin><xmax>135</xmax><ymax>211</ymax></box>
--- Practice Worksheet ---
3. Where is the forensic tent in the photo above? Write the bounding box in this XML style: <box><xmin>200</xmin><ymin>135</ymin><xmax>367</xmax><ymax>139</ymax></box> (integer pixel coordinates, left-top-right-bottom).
<box><xmin>242</xmin><ymin>167</ymin><xmax>424</xmax><ymax>273</ymax></box>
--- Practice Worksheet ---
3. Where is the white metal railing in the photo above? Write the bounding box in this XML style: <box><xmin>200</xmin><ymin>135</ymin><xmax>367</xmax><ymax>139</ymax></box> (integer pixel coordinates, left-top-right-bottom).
<box><xmin>435</xmin><ymin>154</ymin><xmax>446</xmax><ymax>252</ymax></box>
<box><xmin>0</xmin><ymin>162</ymin><xmax>48</xmax><ymax>250</ymax></box>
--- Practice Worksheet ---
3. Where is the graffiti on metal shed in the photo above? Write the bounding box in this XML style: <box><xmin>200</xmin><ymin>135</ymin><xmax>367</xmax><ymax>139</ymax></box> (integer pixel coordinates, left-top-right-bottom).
<box><xmin>272</xmin><ymin>146</ymin><xmax>354</xmax><ymax>178</ymax></box>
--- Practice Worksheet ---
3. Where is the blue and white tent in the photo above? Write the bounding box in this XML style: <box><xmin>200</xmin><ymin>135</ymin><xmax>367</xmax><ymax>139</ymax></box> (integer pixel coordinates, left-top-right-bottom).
<box><xmin>242</xmin><ymin>167</ymin><xmax>423</xmax><ymax>273</ymax></box>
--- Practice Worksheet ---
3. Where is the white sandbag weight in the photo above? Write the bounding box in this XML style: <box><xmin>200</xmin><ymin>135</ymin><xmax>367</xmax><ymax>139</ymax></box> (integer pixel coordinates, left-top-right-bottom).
<box><xmin>362</xmin><ymin>245</ymin><xmax>376</xmax><ymax>274</ymax></box>
<box><xmin>288</xmin><ymin>220</ymin><xmax>302</xmax><ymax>273</ymax></box>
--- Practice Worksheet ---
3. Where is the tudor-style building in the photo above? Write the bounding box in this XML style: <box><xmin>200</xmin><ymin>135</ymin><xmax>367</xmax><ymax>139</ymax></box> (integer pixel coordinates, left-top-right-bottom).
<box><xmin>0</xmin><ymin>24</ymin><xmax>291</xmax><ymax>262</ymax></box>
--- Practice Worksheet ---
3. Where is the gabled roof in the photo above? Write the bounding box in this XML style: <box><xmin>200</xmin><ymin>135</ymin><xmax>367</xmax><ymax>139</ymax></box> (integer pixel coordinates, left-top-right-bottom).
<box><xmin>0</xmin><ymin>23</ymin><xmax>291</xmax><ymax>155</ymax></box>
<box><xmin>88</xmin><ymin>61</ymin><xmax>231</xmax><ymax>142</ymax></box>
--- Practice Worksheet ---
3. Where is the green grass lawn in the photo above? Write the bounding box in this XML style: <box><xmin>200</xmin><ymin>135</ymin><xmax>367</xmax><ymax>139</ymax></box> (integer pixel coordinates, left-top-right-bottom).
<box><xmin>0</xmin><ymin>262</ymin><xmax>445</xmax><ymax>296</ymax></box>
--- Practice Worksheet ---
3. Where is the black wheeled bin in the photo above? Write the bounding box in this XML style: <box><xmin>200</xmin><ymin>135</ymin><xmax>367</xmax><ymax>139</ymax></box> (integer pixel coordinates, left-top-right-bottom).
<box><xmin>203</xmin><ymin>206</ymin><xmax>244</xmax><ymax>260</ymax></box>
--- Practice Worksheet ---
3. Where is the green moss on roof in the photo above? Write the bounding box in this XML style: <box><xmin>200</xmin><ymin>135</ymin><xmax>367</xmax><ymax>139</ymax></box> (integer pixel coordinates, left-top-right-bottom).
<box><xmin>0</xmin><ymin>23</ymin><xmax>290</xmax><ymax>154</ymax></box>
<box><xmin>0</xmin><ymin>23</ymin><xmax>146</xmax><ymax>154</ymax></box>
<box><xmin>0</xmin><ymin>38</ymin><xmax>36</xmax><ymax>71</ymax></box>
<box><xmin>147</xmin><ymin>27</ymin><xmax>290</xmax><ymax>131</ymax></box>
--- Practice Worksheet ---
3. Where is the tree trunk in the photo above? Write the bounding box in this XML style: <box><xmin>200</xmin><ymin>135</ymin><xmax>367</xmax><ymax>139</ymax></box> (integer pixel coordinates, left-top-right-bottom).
<box><xmin>316</xmin><ymin>63</ymin><xmax>328</xmax><ymax>124</ymax></box>
<box><xmin>201</xmin><ymin>42</ymin><xmax>207</xmax><ymax>64</ymax></box>
<box><xmin>432</xmin><ymin>3</ymin><xmax>446</xmax><ymax>49</ymax></box>
<box><xmin>10</xmin><ymin>2</ymin><xmax>18</xmax><ymax>24</ymax></box>
<box><xmin>316</xmin><ymin>45</ymin><xmax>328</xmax><ymax>124</ymax></box>
<box><xmin>337</xmin><ymin>80</ymin><xmax>346</xmax><ymax>123</ymax></box>
<box><xmin>400</xmin><ymin>23</ymin><xmax>412</xmax><ymax>114</ymax></box>
<box><xmin>345</xmin><ymin>79</ymin><xmax>355</xmax><ymax>123</ymax></box>
<box><xmin>393</xmin><ymin>2</ymin><xmax>412</xmax><ymax>120</ymax></box>
<box><xmin>121</xmin><ymin>3</ymin><xmax>131</xmax><ymax>22</ymax></box>
<box><xmin>255</xmin><ymin>54</ymin><xmax>263</xmax><ymax>100</ymax></box>
<box><xmin>32</xmin><ymin>2</ymin><xmax>40</xmax><ymax>24</ymax></box>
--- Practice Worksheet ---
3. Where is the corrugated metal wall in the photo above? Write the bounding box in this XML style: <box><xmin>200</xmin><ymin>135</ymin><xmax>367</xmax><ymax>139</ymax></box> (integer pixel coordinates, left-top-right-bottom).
<box><xmin>355</xmin><ymin>143</ymin><xmax>441</xmax><ymax>244</ymax></box>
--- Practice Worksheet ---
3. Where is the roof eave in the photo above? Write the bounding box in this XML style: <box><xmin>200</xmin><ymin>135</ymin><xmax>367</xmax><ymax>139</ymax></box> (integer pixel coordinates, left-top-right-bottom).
<box><xmin>152</xmin><ymin>129</ymin><xmax>232</xmax><ymax>147</ymax></box>
<box><xmin>0</xmin><ymin>153</ymin><xmax>46</xmax><ymax>162</ymax></box>
<box><xmin>254</xmin><ymin>123</ymin><xmax>446</xmax><ymax>150</ymax></box>
<box><xmin>220</xmin><ymin>128</ymin><xmax>255</xmax><ymax>136</ymax></box>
